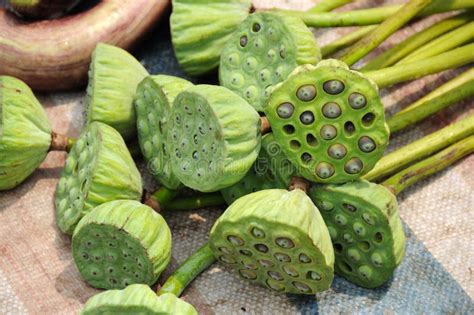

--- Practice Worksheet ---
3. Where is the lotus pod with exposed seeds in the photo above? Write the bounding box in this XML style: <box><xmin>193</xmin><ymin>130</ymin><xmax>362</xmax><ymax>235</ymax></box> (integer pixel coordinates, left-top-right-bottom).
<box><xmin>219</xmin><ymin>12</ymin><xmax>321</xmax><ymax>112</ymax></box>
<box><xmin>167</xmin><ymin>84</ymin><xmax>261</xmax><ymax>192</ymax></box>
<box><xmin>209</xmin><ymin>189</ymin><xmax>334</xmax><ymax>294</ymax></box>
<box><xmin>85</xmin><ymin>43</ymin><xmax>148</xmax><ymax>140</ymax></box>
<box><xmin>7</xmin><ymin>0</ymin><xmax>82</xmax><ymax>19</ymax></box>
<box><xmin>0</xmin><ymin>76</ymin><xmax>52</xmax><ymax>190</ymax></box>
<box><xmin>221</xmin><ymin>133</ymin><xmax>297</xmax><ymax>204</ymax></box>
<box><xmin>309</xmin><ymin>180</ymin><xmax>405</xmax><ymax>288</ymax></box>
<box><xmin>72</xmin><ymin>200</ymin><xmax>172</xmax><ymax>290</ymax></box>
<box><xmin>81</xmin><ymin>284</ymin><xmax>198</xmax><ymax>315</ymax></box>
<box><xmin>135</xmin><ymin>75</ymin><xmax>193</xmax><ymax>190</ymax></box>
<box><xmin>170</xmin><ymin>0</ymin><xmax>252</xmax><ymax>76</ymax></box>
<box><xmin>265</xmin><ymin>60</ymin><xmax>389</xmax><ymax>184</ymax></box>
<box><xmin>55</xmin><ymin>122</ymin><xmax>142</xmax><ymax>235</ymax></box>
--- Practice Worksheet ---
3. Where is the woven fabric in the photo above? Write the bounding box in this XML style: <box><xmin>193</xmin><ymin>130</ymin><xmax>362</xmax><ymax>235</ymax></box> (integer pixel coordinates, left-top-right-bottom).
<box><xmin>0</xmin><ymin>1</ymin><xmax>473</xmax><ymax>314</ymax></box>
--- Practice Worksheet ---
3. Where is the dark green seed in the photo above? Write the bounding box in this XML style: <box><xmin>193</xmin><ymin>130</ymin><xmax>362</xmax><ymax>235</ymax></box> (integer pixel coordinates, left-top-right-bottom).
<box><xmin>348</xmin><ymin>93</ymin><xmax>367</xmax><ymax>109</ymax></box>
<box><xmin>299</xmin><ymin>254</ymin><xmax>311</xmax><ymax>263</ymax></box>
<box><xmin>240</xmin><ymin>35</ymin><xmax>248</xmax><ymax>47</ymax></box>
<box><xmin>240</xmin><ymin>249</ymin><xmax>253</xmax><ymax>256</ymax></box>
<box><xmin>344</xmin><ymin>158</ymin><xmax>363</xmax><ymax>174</ymax></box>
<box><xmin>323</xmin><ymin>80</ymin><xmax>344</xmax><ymax>95</ymax></box>
<box><xmin>347</xmin><ymin>248</ymin><xmax>360</xmax><ymax>261</ymax></box>
<box><xmin>293</xmin><ymin>281</ymin><xmax>311</xmax><ymax>292</ymax></box>
<box><xmin>344</xmin><ymin>121</ymin><xmax>356</xmax><ymax>134</ymax></box>
<box><xmin>307</xmin><ymin>271</ymin><xmax>321</xmax><ymax>281</ymax></box>
<box><xmin>227</xmin><ymin>235</ymin><xmax>244</xmax><ymax>246</ymax></box>
<box><xmin>258</xmin><ymin>259</ymin><xmax>274</xmax><ymax>267</ymax></box>
<box><xmin>296</xmin><ymin>85</ymin><xmax>316</xmax><ymax>102</ymax></box>
<box><xmin>320</xmin><ymin>125</ymin><xmax>337</xmax><ymax>140</ymax></box>
<box><xmin>300</xmin><ymin>111</ymin><xmax>314</xmax><ymax>125</ymax></box>
<box><xmin>343</xmin><ymin>203</ymin><xmax>357</xmax><ymax>212</ymax></box>
<box><xmin>316</xmin><ymin>162</ymin><xmax>335</xmax><ymax>179</ymax></box>
<box><xmin>358</xmin><ymin>266</ymin><xmax>372</xmax><ymax>280</ymax></box>
<box><xmin>301</xmin><ymin>153</ymin><xmax>312</xmax><ymax>163</ymax></box>
<box><xmin>283</xmin><ymin>266</ymin><xmax>299</xmax><ymax>277</ymax></box>
<box><xmin>275</xmin><ymin>237</ymin><xmax>294</xmax><ymax>248</ymax></box>
<box><xmin>255</xmin><ymin>244</ymin><xmax>269</xmax><ymax>253</ymax></box>
<box><xmin>252</xmin><ymin>23</ymin><xmax>261</xmax><ymax>32</ymax></box>
<box><xmin>251</xmin><ymin>227</ymin><xmax>265</xmax><ymax>238</ymax></box>
<box><xmin>328</xmin><ymin>144</ymin><xmax>347</xmax><ymax>159</ymax></box>
<box><xmin>268</xmin><ymin>271</ymin><xmax>284</xmax><ymax>281</ymax></box>
<box><xmin>274</xmin><ymin>253</ymin><xmax>291</xmax><ymax>262</ymax></box>
<box><xmin>322</xmin><ymin>102</ymin><xmax>342</xmax><ymax>118</ymax></box>
<box><xmin>359</xmin><ymin>136</ymin><xmax>376</xmax><ymax>152</ymax></box>
<box><xmin>362</xmin><ymin>113</ymin><xmax>375</xmax><ymax>125</ymax></box>
<box><xmin>277</xmin><ymin>103</ymin><xmax>294</xmax><ymax>118</ymax></box>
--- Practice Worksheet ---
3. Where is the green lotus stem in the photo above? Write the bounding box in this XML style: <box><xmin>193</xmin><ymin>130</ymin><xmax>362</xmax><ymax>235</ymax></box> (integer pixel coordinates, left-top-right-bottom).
<box><xmin>163</xmin><ymin>193</ymin><xmax>225</xmax><ymax>211</ymax></box>
<box><xmin>364</xmin><ymin>114</ymin><xmax>474</xmax><ymax>182</ymax></box>
<box><xmin>309</xmin><ymin>0</ymin><xmax>353</xmax><ymax>13</ymax></box>
<box><xmin>364</xmin><ymin>43</ymin><xmax>474</xmax><ymax>89</ymax></box>
<box><xmin>398</xmin><ymin>21</ymin><xmax>474</xmax><ymax>64</ymax></box>
<box><xmin>321</xmin><ymin>25</ymin><xmax>376</xmax><ymax>57</ymax></box>
<box><xmin>387</xmin><ymin>68</ymin><xmax>474</xmax><ymax>133</ymax></box>
<box><xmin>152</xmin><ymin>186</ymin><xmax>179</xmax><ymax>205</ymax></box>
<box><xmin>383</xmin><ymin>135</ymin><xmax>474</xmax><ymax>195</ymax></box>
<box><xmin>339</xmin><ymin>0</ymin><xmax>433</xmax><ymax>66</ymax></box>
<box><xmin>281</xmin><ymin>0</ymin><xmax>474</xmax><ymax>28</ymax></box>
<box><xmin>360</xmin><ymin>12</ymin><xmax>472</xmax><ymax>70</ymax></box>
<box><xmin>157</xmin><ymin>243</ymin><xmax>215</xmax><ymax>297</ymax></box>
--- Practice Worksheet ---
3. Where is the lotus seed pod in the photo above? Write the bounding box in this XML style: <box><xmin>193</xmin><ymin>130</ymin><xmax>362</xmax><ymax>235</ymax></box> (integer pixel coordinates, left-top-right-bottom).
<box><xmin>81</xmin><ymin>284</ymin><xmax>198</xmax><ymax>315</ymax></box>
<box><xmin>209</xmin><ymin>189</ymin><xmax>334</xmax><ymax>294</ymax></box>
<box><xmin>167</xmin><ymin>85</ymin><xmax>261</xmax><ymax>192</ymax></box>
<box><xmin>265</xmin><ymin>60</ymin><xmax>390</xmax><ymax>184</ymax></box>
<box><xmin>72</xmin><ymin>200</ymin><xmax>172</xmax><ymax>290</ymax></box>
<box><xmin>85</xmin><ymin>43</ymin><xmax>148</xmax><ymax>140</ymax></box>
<box><xmin>7</xmin><ymin>0</ymin><xmax>82</xmax><ymax>19</ymax></box>
<box><xmin>221</xmin><ymin>133</ymin><xmax>297</xmax><ymax>204</ymax></box>
<box><xmin>309</xmin><ymin>180</ymin><xmax>405</xmax><ymax>288</ymax></box>
<box><xmin>135</xmin><ymin>75</ymin><xmax>193</xmax><ymax>190</ymax></box>
<box><xmin>0</xmin><ymin>76</ymin><xmax>52</xmax><ymax>190</ymax></box>
<box><xmin>55</xmin><ymin>122</ymin><xmax>142</xmax><ymax>234</ymax></box>
<box><xmin>170</xmin><ymin>0</ymin><xmax>252</xmax><ymax>76</ymax></box>
<box><xmin>219</xmin><ymin>12</ymin><xmax>321</xmax><ymax>112</ymax></box>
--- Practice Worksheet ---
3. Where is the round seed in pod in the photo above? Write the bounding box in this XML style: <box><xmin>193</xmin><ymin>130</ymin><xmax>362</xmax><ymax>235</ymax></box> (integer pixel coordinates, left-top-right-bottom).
<box><xmin>81</xmin><ymin>284</ymin><xmax>198</xmax><ymax>315</ymax></box>
<box><xmin>72</xmin><ymin>200</ymin><xmax>172</xmax><ymax>290</ymax></box>
<box><xmin>316</xmin><ymin>162</ymin><xmax>335</xmax><ymax>179</ymax></box>
<box><xmin>134</xmin><ymin>75</ymin><xmax>193</xmax><ymax>190</ymax></box>
<box><xmin>0</xmin><ymin>76</ymin><xmax>52</xmax><ymax>191</ymax></box>
<box><xmin>277</xmin><ymin>102</ymin><xmax>294</xmax><ymax>119</ymax></box>
<box><xmin>55</xmin><ymin>122</ymin><xmax>142</xmax><ymax>235</ymax></box>
<box><xmin>265</xmin><ymin>60</ymin><xmax>389</xmax><ymax>184</ymax></box>
<box><xmin>170</xmin><ymin>0</ymin><xmax>253</xmax><ymax>76</ymax></box>
<box><xmin>209</xmin><ymin>189</ymin><xmax>335</xmax><ymax>294</ymax></box>
<box><xmin>309</xmin><ymin>180</ymin><xmax>405</xmax><ymax>288</ymax></box>
<box><xmin>219</xmin><ymin>12</ymin><xmax>321</xmax><ymax>112</ymax></box>
<box><xmin>168</xmin><ymin>85</ymin><xmax>261</xmax><ymax>192</ymax></box>
<box><xmin>85</xmin><ymin>43</ymin><xmax>148</xmax><ymax>140</ymax></box>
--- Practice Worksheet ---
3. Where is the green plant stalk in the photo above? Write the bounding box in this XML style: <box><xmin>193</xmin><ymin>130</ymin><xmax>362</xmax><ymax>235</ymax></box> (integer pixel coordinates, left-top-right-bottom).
<box><xmin>309</xmin><ymin>0</ymin><xmax>353</xmax><ymax>13</ymax></box>
<box><xmin>157</xmin><ymin>243</ymin><xmax>216</xmax><ymax>296</ymax></box>
<box><xmin>364</xmin><ymin>114</ymin><xmax>474</xmax><ymax>182</ymax></box>
<box><xmin>360</xmin><ymin>12</ymin><xmax>472</xmax><ymax>70</ymax></box>
<box><xmin>382</xmin><ymin>135</ymin><xmax>474</xmax><ymax>195</ymax></box>
<box><xmin>163</xmin><ymin>193</ymin><xmax>225</xmax><ymax>211</ymax></box>
<box><xmin>339</xmin><ymin>0</ymin><xmax>433</xmax><ymax>66</ymax></box>
<box><xmin>151</xmin><ymin>187</ymin><xmax>179</xmax><ymax>205</ymax></box>
<box><xmin>398</xmin><ymin>21</ymin><xmax>474</xmax><ymax>64</ymax></box>
<box><xmin>387</xmin><ymin>68</ymin><xmax>474</xmax><ymax>133</ymax></box>
<box><xmin>364</xmin><ymin>43</ymin><xmax>474</xmax><ymax>89</ymax></box>
<box><xmin>281</xmin><ymin>0</ymin><xmax>474</xmax><ymax>28</ymax></box>
<box><xmin>321</xmin><ymin>25</ymin><xmax>377</xmax><ymax>57</ymax></box>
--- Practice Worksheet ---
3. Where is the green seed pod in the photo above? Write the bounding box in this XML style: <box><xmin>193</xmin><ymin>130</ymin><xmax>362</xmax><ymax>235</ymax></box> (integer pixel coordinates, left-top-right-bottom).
<box><xmin>167</xmin><ymin>85</ymin><xmax>261</xmax><ymax>192</ymax></box>
<box><xmin>135</xmin><ymin>75</ymin><xmax>193</xmax><ymax>190</ymax></box>
<box><xmin>7</xmin><ymin>0</ymin><xmax>81</xmax><ymax>19</ymax></box>
<box><xmin>219</xmin><ymin>12</ymin><xmax>321</xmax><ymax>112</ymax></box>
<box><xmin>265</xmin><ymin>60</ymin><xmax>389</xmax><ymax>184</ymax></box>
<box><xmin>0</xmin><ymin>76</ymin><xmax>52</xmax><ymax>190</ymax></box>
<box><xmin>209</xmin><ymin>189</ymin><xmax>334</xmax><ymax>294</ymax></box>
<box><xmin>170</xmin><ymin>0</ymin><xmax>252</xmax><ymax>76</ymax></box>
<box><xmin>85</xmin><ymin>43</ymin><xmax>148</xmax><ymax>140</ymax></box>
<box><xmin>81</xmin><ymin>284</ymin><xmax>197</xmax><ymax>315</ymax></box>
<box><xmin>309</xmin><ymin>180</ymin><xmax>405</xmax><ymax>288</ymax></box>
<box><xmin>221</xmin><ymin>133</ymin><xmax>297</xmax><ymax>204</ymax></box>
<box><xmin>72</xmin><ymin>200</ymin><xmax>172</xmax><ymax>290</ymax></box>
<box><xmin>55</xmin><ymin>122</ymin><xmax>142</xmax><ymax>235</ymax></box>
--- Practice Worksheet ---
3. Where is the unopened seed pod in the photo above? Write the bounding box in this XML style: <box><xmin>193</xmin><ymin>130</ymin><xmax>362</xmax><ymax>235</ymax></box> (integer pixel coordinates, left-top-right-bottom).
<box><xmin>0</xmin><ymin>76</ymin><xmax>52</xmax><ymax>190</ymax></box>
<box><xmin>135</xmin><ymin>75</ymin><xmax>193</xmax><ymax>190</ymax></box>
<box><xmin>7</xmin><ymin>0</ymin><xmax>82</xmax><ymax>19</ymax></box>
<box><xmin>85</xmin><ymin>43</ymin><xmax>148</xmax><ymax>140</ymax></box>
<box><xmin>219</xmin><ymin>12</ymin><xmax>321</xmax><ymax>112</ymax></box>
<box><xmin>210</xmin><ymin>189</ymin><xmax>334</xmax><ymax>294</ymax></box>
<box><xmin>170</xmin><ymin>0</ymin><xmax>252</xmax><ymax>76</ymax></box>
<box><xmin>55</xmin><ymin>122</ymin><xmax>142</xmax><ymax>234</ymax></box>
<box><xmin>81</xmin><ymin>284</ymin><xmax>197</xmax><ymax>315</ymax></box>
<box><xmin>221</xmin><ymin>133</ymin><xmax>297</xmax><ymax>204</ymax></box>
<box><xmin>265</xmin><ymin>60</ymin><xmax>389</xmax><ymax>183</ymax></box>
<box><xmin>309</xmin><ymin>180</ymin><xmax>405</xmax><ymax>288</ymax></box>
<box><xmin>167</xmin><ymin>85</ymin><xmax>261</xmax><ymax>192</ymax></box>
<box><xmin>72</xmin><ymin>200</ymin><xmax>172</xmax><ymax>290</ymax></box>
